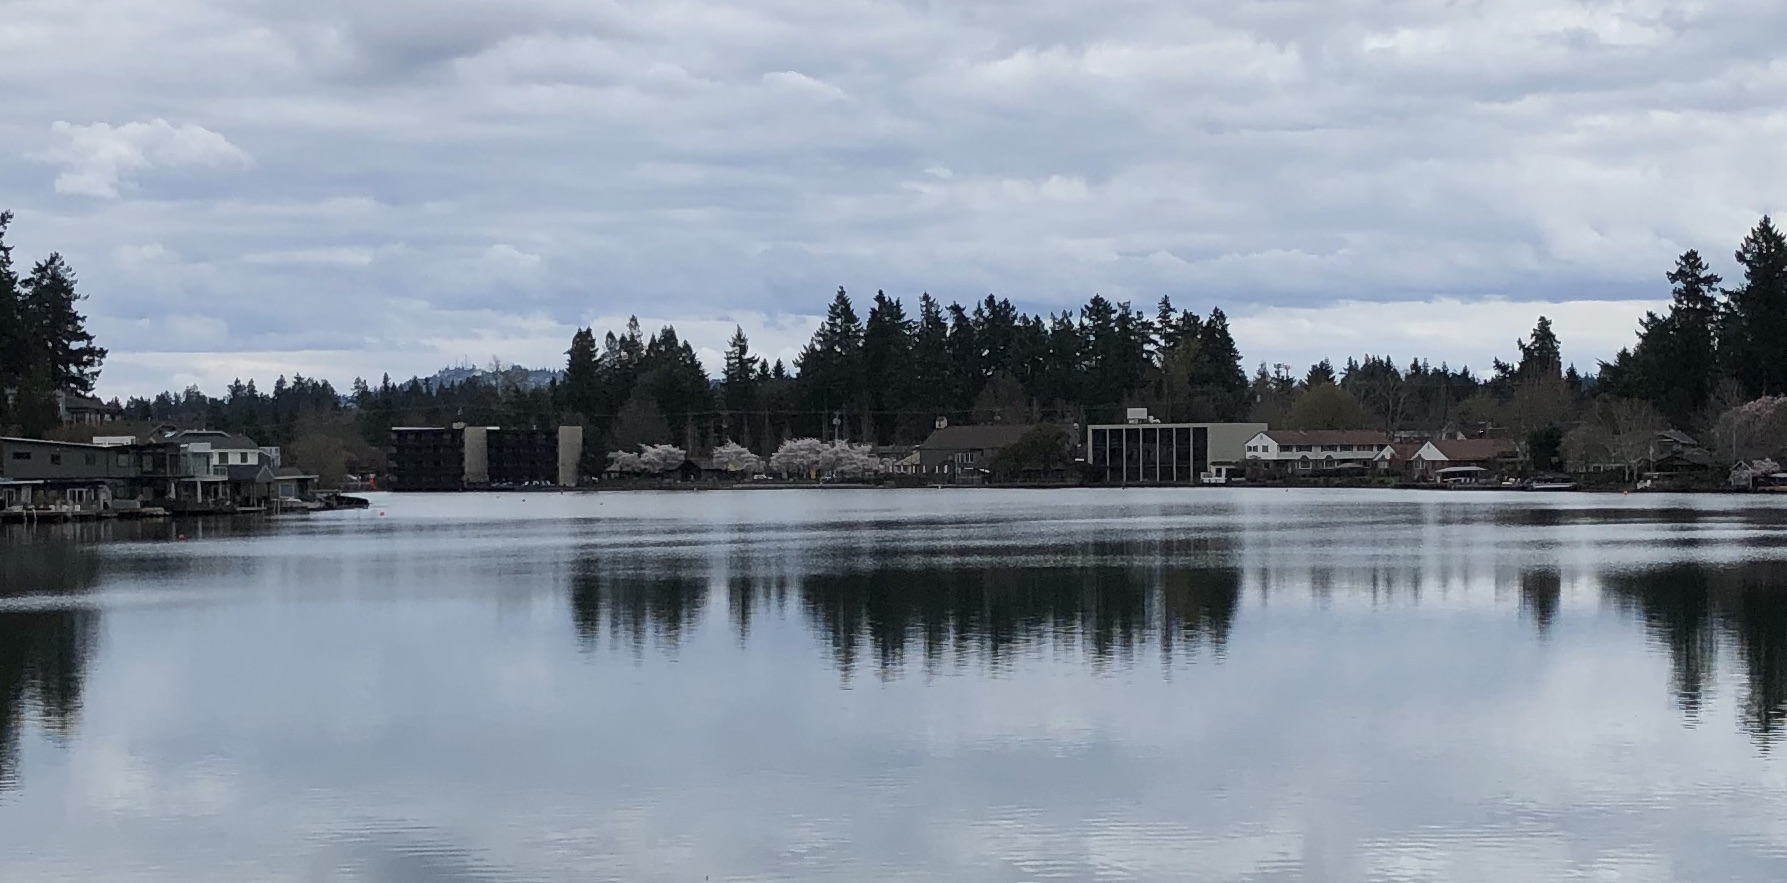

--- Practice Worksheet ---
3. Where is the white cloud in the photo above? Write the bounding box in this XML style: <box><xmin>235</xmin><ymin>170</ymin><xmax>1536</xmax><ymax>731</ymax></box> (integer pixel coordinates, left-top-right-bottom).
<box><xmin>482</xmin><ymin>243</ymin><xmax>542</xmax><ymax>273</ymax></box>
<box><xmin>239</xmin><ymin>247</ymin><xmax>376</xmax><ymax>266</ymax></box>
<box><xmin>33</xmin><ymin>119</ymin><xmax>250</xmax><ymax>198</ymax></box>
<box><xmin>0</xmin><ymin>0</ymin><xmax>1782</xmax><ymax>397</ymax></box>
<box><xmin>1229</xmin><ymin>297</ymin><xmax>1671</xmax><ymax>374</ymax></box>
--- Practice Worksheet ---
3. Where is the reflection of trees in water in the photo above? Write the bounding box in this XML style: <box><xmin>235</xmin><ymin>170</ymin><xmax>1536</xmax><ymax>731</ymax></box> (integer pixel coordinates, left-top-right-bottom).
<box><xmin>1605</xmin><ymin>562</ymin><xmax>1787</xmax><ymax>740</ymax></box>
<box><xmin>569</xmin><ymin>561</ymin><xmax>706</xmax><ymax>657</ymax></box>
<box><xmin>1519</xmin><ymin>568</ymin><xmax>1562</xmax><ymax>636</ymax></box>
<box><xmin>797</xmin><ymin>564</ymin><xmax>1239</xmax><ymax>680</ymax></box>
<box><xmin>566</xmin><ymin>550</ymin><xmax>1242</xmax><ymax>678</ymax></box>
<box><xmin>0</xmin><ymin>540</ymin><xmax>101</xmax><ymax>792</ymax></box>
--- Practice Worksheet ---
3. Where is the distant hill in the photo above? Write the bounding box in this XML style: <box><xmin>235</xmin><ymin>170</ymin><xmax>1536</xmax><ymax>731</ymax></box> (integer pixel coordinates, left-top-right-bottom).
<box><xmin>432</xmin><ymin>364</ymin><xmax>563</xmax><ymax>391</ymax></box>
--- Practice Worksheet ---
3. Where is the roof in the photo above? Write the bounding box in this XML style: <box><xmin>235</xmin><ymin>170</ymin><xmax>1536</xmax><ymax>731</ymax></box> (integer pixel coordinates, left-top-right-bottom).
<box><xmin>1385</xmin><ymin>441</ymin><xmax>1425</xmax><ymax>461</ymax></box>
<box><xmin>225</xmin><ymin>464</ymin><xmax>276</xmax><ymax>483</ymax></box>
<box><xmin>1259</xmin><ymin>430</ymin><xmax>1392</xmax><ymax>447</ymax></box>
<box><xmin>271</xmin><ymin>466</ymin><xmax>317</xmax><ymax>480</ymax></box>
<box><xmin>1657</xmin><ymin>429</ymin><xmax>1700</xmax><ymax>447</ymax></box>
<box><xmin>1421</xmin><ymin>438</ymin><xmax>1516</xmax><ymax>462</ymax></box>
<box><xmin>1</xmin><ymin>436</ymin><xmax>116</xmax><ymax>450</ymax></box>
<box><xmin>61</xmin><ymin>394</ymin><xmax>121</xmax><ymax>412</ymax></box>
<box><xmin>155</xmin><ymin>429</ymin><xmax>262</xmax><ymax>450</ymax></box>
<box><xmin>918</xmin><ymin>424</ymin><xmax>1035</xmax><ymax>451</ymax></box>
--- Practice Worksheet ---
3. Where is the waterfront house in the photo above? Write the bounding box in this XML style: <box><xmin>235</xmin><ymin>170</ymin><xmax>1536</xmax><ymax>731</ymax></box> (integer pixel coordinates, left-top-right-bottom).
<box><xmin>1243</xmin><ymin>429</ymin><xmax>1394</xmax><ymax>475</ymax></box>
<box><xmin>1408</xmin><ymin>438</ymin><xmax>1518</xmax><ymax>481</ymax></box>
<box><xmin>0</xmin><ymin>437</ymin><xmax>136</xmax><ymax>514</ymax></box>
<box><xmin>916</xmin><ymin>422</ymin><xmax>1034</xmax><ymax>482</ymax></box>
<box><xmin>55</xmin><ymin>391</ymin><xmax>124</xmax><ymax>426</ymax></box>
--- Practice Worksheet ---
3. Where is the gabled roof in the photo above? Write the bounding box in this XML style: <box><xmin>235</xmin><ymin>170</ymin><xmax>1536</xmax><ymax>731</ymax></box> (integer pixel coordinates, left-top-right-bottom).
<box><xmin>156</xmin><ymin>429</ymin><xmax>262</xmax><ymax>450</ymax></box>
<box><xmin>1419</xmin><ymin>438</ymin><xmax>1516</xmax><ymax>462</ymax></box>
<box><xmin>1657</xmin><ymin>429</ymin><xmax>1700</xmax><ymax>447</ymax></box>
<box><xmin>271</xmin><ymin>466</ymin><xmax>317</xmax><ymax>480</ymax></box>
<box><xmin>1384</xmin><ymin>442</ymin><xmax>1425</xmax><ymax>461</ymax></box>
<box><xmin>1257</xmin><ymin>429</ymin><xmax>1392</xmax><ymax>447</ymax></box>
<box><xmin>225</xmin><ymin>464</ymin><xmax>277</xmax><ymax>483</ymax></box>
<box><xmin>919</xmin><ymin>424</ymin><xmax>1035</xmax><ymax>451</ymax></box>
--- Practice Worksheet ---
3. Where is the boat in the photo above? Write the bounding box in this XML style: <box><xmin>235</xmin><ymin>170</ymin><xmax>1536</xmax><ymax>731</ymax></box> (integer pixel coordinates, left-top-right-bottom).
<box><xmin>1524</xmin><ymin>474</ymin><xmax>1578</xmax><ymax>491</ymax></box>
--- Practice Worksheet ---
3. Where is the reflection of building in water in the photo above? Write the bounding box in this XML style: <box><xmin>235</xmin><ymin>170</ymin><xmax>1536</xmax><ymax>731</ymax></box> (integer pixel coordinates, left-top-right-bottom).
<box><xmin>1605</xmin><ymin>562</ymin><xmax>1787</xmax><ymax>738</ymax></box>
<box><xmin>0</xmin><ymin>541</ymin><xmax>101</xmax><ymax>792</ymax></box>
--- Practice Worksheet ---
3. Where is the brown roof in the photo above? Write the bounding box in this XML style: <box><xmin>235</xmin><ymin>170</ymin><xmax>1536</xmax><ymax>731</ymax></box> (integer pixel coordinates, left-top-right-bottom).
<box><xmin>1261</xmin><ymin>430</ymin><xmax>1392</xmax><ymax>447</ymax></box>
<box><xmin>1385</xmin><ymin>442</ymin><xmax>1425</xmax><ymax>461</ymax></box>
<box><xmin>1425</xmin><ymin>438</ymin><xmax>1516</xmax><ymax>462</ymax></box>
<box><xmin>919</xmin><ymin>424</ymin><xmax>1035</xmax><ymax>451</ymax></box>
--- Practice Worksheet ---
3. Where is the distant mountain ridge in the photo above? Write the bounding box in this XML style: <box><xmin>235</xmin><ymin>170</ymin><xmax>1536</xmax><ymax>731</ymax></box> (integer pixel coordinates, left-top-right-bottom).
<box><xmin>431</xmin><ymin>363</ymin><xmax>563</xmax><ymax>391</ymax></box>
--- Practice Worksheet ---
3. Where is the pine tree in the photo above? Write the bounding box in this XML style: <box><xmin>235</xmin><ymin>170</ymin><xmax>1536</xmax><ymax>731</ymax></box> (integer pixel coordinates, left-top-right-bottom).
<box><xmin>860</xmin><ymin>292</ymin><xmax>912</xmax><ymax>443</ymax></box>
<box><xmin>18</xmin><ymin>253</ymin><xmax>106</xmax><ymax>394</ymax></box>
<box><xmin>1725</xmin><ymin>216</ymin><xmax>1787</xmax><ymax>395</ymax></box>
<box><xmin>563</xmin><ymin>327</ymin><xmax>599</xmax><ymax>419</ymax></box>
<box><xmin>0</xmin><ymin>211</ymin><xmax>21</xmax><ymax>390</ymax></box>
<box><xmin>721</xmin><ymin>326</ymin><xmax>759</xmax><ymax>445</ymax></box>
<box><xmin>1600</xmin><ymin>249</ymin><xmax>1722</xmax><ymax>426</ymax></box>
<box><xmin>794</xmin><ymin>288</ymin><xmax>864</xmax><ymax>438</ymax></box>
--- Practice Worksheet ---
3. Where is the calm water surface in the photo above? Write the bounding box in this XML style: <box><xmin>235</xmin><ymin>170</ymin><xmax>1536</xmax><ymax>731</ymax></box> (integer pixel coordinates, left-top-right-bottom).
<box><xmin>4</xmin><ymin>489</ymin><xmax>1787</xmax><ymax>881</ymax></box>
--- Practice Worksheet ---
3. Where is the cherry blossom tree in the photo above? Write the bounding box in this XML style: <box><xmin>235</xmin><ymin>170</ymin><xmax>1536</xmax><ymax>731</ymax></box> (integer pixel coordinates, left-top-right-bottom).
<box><xmin>712</xmin><ymin>440</ymin><xmax>762</xmax><ymax>474</ymax></box>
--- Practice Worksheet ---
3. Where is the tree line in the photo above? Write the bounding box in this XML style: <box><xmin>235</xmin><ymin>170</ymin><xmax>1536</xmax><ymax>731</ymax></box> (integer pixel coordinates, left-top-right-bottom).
<box><xmin>15</xmin><ymin>205</ymin><xmax>1787</xmax><ymax>479</ymax></box>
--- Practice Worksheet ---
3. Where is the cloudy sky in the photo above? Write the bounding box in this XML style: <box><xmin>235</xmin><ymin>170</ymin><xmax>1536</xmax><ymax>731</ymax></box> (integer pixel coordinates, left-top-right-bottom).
<box><xmin>4</xmin><ymin>0</ymin><xmax>1785</xmax><ymax>399</ymax></box>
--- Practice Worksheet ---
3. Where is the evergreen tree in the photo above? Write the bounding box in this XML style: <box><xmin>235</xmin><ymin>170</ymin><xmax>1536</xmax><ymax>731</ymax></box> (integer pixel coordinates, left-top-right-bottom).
<box><xmin>860</xmin><ymin>292</ymin><xmax>913</xmax><ymax>443</ymax></box>
<box><xmin>563</xmin><ymin>327</ymin><xmax>599</xmax><ymax>419</ymax></box>
<box><xmin>0</xmin><ymin>212</ymin><xmax>21</xmax><ymax>391</ymax></box>
<box><xmin>18</xmin><ymin>253</ymin><xmax>106</xmax><ymax>394</ymax></box>
<box><xmin>1186</xmin><ymin>307</ymin><xmax>1248</xmax><ymax>420</ymax></box>
<box><xmin>1724</xmin><ymin>216</ymin><xmax>1787</xmax><ymax>395</ymax></box>
<box><xmin>795</xmin><ymin>288</ymin><xmax>865</xmax><ymax>438</ymax></box>
<box><xmin>1600</xmin><ymin>249</ymin><xmax>1722</xmax><ymax>426</ymax></box>
<box><xmin>721</xmin><ymin>326</ymin><xmax>759</xmax><ymax>445</ymax></box>
<box><xmin>906</xmin><ymin>294</ymin><xmax>952</xmax><ymax>437</ymax></box>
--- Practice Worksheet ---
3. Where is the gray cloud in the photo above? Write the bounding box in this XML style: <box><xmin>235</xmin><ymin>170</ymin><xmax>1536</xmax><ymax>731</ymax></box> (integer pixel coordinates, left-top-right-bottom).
<box><xmin>2</xmin><ymin>0</ymin><xmax>1784</xmax><ymax>395</ymax></box>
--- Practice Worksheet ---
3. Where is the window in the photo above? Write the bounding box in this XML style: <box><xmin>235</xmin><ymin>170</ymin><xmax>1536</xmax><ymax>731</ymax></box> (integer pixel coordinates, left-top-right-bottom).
<box><xmin>86</xmin><ymin>453</ymin><xmax>97</xmax><ymax>465</ymax></box>
<box><xmin>10</xmin><ymin>451</ymin><xmax>29</xmax><ymax>461</ymax></box>
<box><xmin>49</xmin><ymin>453</ymin><xmax>61</xmax><ymax>465</ymax></box>
<box><xmin>117</xmin><ymin>454</ymin><xmax>129</xmax><ymax>468</ymax></box>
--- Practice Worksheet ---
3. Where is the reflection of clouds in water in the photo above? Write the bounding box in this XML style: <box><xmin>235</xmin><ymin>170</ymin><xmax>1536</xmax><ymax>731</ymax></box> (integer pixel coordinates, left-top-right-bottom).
<box><xmin>314</xmin><ymin>822</ymin><xmax>532</xmax><ymax>883</ymax></box>
<box><xmin>70</xmin><ymin>740</ymin><xmax>238</xmax><ymax>817</ymax></box>
<box><xmin>7</xmin><ymin>493</ymin><xmax>1787</xmax><ymax>879</ymax></box>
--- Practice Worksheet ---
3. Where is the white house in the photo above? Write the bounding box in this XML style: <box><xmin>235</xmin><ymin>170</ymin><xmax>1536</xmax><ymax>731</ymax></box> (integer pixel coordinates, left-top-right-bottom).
<box><xmin>1243</xmin><ymin>430</ymin><xmax>1394</xmax><ymax>473</ymax></box>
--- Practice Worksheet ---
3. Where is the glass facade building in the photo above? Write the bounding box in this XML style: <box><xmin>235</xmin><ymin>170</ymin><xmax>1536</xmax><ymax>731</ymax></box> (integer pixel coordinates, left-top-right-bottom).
<box><xmin>1087</xmin><ymin>425</ymin><xmax>1209</xmax><ymax>484</ymax></box>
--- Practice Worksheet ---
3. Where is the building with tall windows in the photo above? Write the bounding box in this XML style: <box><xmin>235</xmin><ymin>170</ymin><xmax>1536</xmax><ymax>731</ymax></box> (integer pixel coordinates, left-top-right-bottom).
<box><xmin>1084</xmin><ymin>411</ymin><xmax>1266</xmax><ymax>484</ymax></box>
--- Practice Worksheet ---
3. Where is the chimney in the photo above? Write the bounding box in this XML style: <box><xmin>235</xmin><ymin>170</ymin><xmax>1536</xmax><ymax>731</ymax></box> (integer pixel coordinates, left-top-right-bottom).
<box><xmin>935</xmin><ymin>416</ymin><xmax>948</xmax><ymax>430</ymax></box>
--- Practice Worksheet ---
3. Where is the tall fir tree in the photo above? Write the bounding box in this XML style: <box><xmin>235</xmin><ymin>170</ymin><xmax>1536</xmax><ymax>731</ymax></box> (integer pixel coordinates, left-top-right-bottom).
<box><xmin>1724</xmin><ymin>216</ymin><xmax>1787</xmax><ymax>395</ymax></box>
<box><xmin>860</xmin><ymin>292</ymin><xmax>913</xmax><ymax>443</ymax></box>
<box><xmin>795</xmin><ymin>287</ymin><xmax>865</xmax><ymax>438</ymax></box>
<box><xmin>18</xmin><ymin>253</ymin><xmax>106</xmax><ymax>394</ymax></box>
<box><xmin>721</xmin><ymin>326</ymin><xmax>759</xmax><ymax>445</ymax></box>
<box><xmin>563</xmin><ymin>327</ymin><xmax>599</xmax><ymax>419</ymax></box>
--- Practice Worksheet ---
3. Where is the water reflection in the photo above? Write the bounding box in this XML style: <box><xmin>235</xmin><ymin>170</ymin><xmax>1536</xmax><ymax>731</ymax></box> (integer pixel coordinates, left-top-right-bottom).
<box><xmin>567</xmin><ymin>547</ymin><xmax>1241</xmax><ymax>680</ymax></box>
<box><xmin>569</xmin><ymin>562</ymin><xmax>706</xmax><ymax>657</ymax></box>
<box><xmin>1605</xmin><ymin>562</ymin><xmax>1787</xmax><ymax>741</ymax></box>
<box><xmin>0</xmin><ymin>539</ymin><xmax>101</xmax><ymax>793</ymax></box>
<box><xmin>1519</xmin><ymin>568</ymin><xmax>1561</xmax><ymax>636</ymax></box>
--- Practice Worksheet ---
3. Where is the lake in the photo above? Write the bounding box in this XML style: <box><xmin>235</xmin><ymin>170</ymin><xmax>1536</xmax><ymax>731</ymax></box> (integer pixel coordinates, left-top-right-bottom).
<box><xmin>3</xmin><ymin>488</ymin><xmax>1787</xmax><ymax>882</ymax></box>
